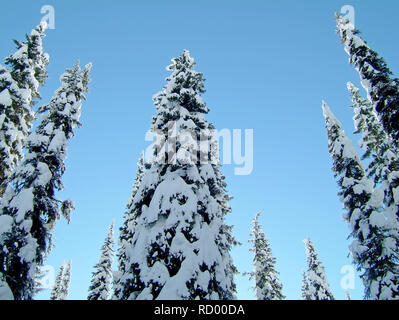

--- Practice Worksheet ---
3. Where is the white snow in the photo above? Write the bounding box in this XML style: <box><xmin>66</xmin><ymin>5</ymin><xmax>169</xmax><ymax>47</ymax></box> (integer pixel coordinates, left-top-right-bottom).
<box><xmin>0</xmin><ymin>89</ymin><xmax>12</xmax><ymax>106</ymax></box>
<box><xmin>0</xmin><ymin>215</ymin><xmax>13</xmax><ymax>234</ymax></box>
<box><xmin>48</xmin><ymin>130</ymin><xmax>67</xmax><ymax>154</ymax></box>
<box><xmin>10</xmin><ymin>187</ymin><xmax>34</xmax><ymax>223</ymax></box>
<box><xmin>18</xmin><ymin>236</ymin><xmax>38</xmax><ymax>263</ymax></box>
<box><xmin>34</xmin><ymin>162</ymin><xmax>52</xmax><ymax>187</ymax></box>
<box><xmin>369</xmin><ymin>211</ymin><xmax>386</xmax><ymax>228</ymax></box>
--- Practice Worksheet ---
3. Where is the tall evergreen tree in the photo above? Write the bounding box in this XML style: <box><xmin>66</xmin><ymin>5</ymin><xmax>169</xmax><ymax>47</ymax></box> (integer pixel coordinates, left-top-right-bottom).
<box><xmin>113</xmin><ymin>153</ymin><xmax>145</xmax><ymax>299</ymax></box>
<box><xmin>50</xmin><ymin>262</ymin><xmax>65</xmax><ymax>300</ymax></box>
<box><xmin>336</xmin><ymin>13</ymin><xmax>399</xmax><ymax>145</ymax></box>
<box><xmin>303</xmin><ymin>238</ymin><xmax>334</xmax><ymax>300</ymax></box>
<box><xmin>59</xmin><ymin>260</ymin><xmax>71</xmax><ymax>300</ymax></box>
<box><xmin>88</xmin><ymin>221</ymin><xmax>115</xmax><ymax>300</ymax></box>
<box><xmin>301</xmin><ymin>270</ymin><xmax>311</xmax><ymax>300</ymax></box>
<box><xmin>246</xmin><ymin>212</ymin><xmax>284</xmax><ymax>300</ymax></box>
<box><xmin>0</xmin><ymin>65</ymin><xmax>26</xmax><ymax>195</ymax></box>
<box><xmin>5</xmin><ymin>22</ymin><xmax>49</xmax><ymax>101</ymax></box>
<box><xmin>116</xmin><ymin>50</ymin><xmax>237</xmax><ymax>300</ymax></box>
<box><xmin>348</xmin><ymin>82</ymin><xmax>399</xmax><ymax>251</ymax></box>
<box><xmin>348</xmin><ymin>82</ymin><xmax>394</xmax><ymax>181</ymax></box>
<box><xmin>0</xmin><ymin>62</ymin><xmax>91</xmax><ymax>299</ymax></box>
<box><xmin>33</xmin><ymin>265</ymin><xmax>48</xmax><ymax>296</ymax></box>
<box><xmin>322</xmin><ymin>101</ymin><xmax>399</xmax><ymax>299</ymax></box>
<box><xmin>0</xmin><ymin>22</ymin><xmax>49</xmax><ymax>193</ymax></box>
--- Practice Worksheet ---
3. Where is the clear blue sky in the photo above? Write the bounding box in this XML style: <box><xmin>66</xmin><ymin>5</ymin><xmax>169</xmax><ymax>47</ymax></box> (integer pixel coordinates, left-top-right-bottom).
<box><xmin>1</xmin><ymin>0</ymin><xmax>399</xmax><ymax>300</ymax></box>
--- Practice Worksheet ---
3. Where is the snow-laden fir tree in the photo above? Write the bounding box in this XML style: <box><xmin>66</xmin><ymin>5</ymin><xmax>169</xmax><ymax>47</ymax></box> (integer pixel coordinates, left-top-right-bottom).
<box><xmin>348</xmin><ymin>82</ymin><xmax>395</xmax><ymax>181</ymax></box>
<box><xmin>50</xmin><ymin>262</ymin><xmax>65</xmax><ymax>300</ymax></box>
<box><xmin>33</xmin><ymin>265</ymin><xmax>48</xmax><ymax>296</ymax></box>
<box><xmin>322</xmin><ymin>101</ymin><xmax>399</xmax><ymax>299</ymax></box>
<box><xmin>245</xmin><ymin>212</ymin><xmax>284</xmax><ymax>300</ymax></box>
<box><xmin>113</xmin><ymin>153</ymin><xmax>145</xmax><ymax>299</ymax></box>
<box><xmin>0</xmin><ymin>22</ymin><xmax>49</xmax><ymax>194</ymax></box>
<box><xmin>59</xmin><ymin>260</ymin><xmax>72</xmax><ymax>300</ymax></box>
<box><xmin>336</xmin><ymin>13</ymin><xmax>399</xmax><ymax>145</ymax></box>
<box><xmin>88</xmin><ymin>221</ymin><xmax>115</xmax><ymax>300</ymax></box>
<box><xmin>301</xmin><ymin>270</ymin><xmax>312</xmax><ymax>300</ymax></box>
<box><xmin>0</xmin><ymin>62</ymin><xmax>91</xmax><ymax>300</ymax></box>
<box><xmin>116</xmin><ymin>50</ymin><xmax>238</xmax><ymax>300</ymax></box>
<box><xmin>0</xmin><ymin>65</ymin><xmax>26</xmax><ymax>195</ymax></box>
<box><xmin>348</xmin><ymin>82</ymin><xmax>399</xmax><ymax>251</ymax></box>
<box><xmin>5</xmin><ymin>22</ymin><xmax>49</xmax><ymax>102</ymax></box>
<box><xmin>302</xmin><ymin>238</ymin><xmax>334</xmax><ymax>300</ymax></box>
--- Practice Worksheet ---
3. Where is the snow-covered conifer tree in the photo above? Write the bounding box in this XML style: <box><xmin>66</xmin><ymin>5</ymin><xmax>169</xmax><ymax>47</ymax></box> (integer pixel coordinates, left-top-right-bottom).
<box><xmin>348</xmin><ymin>82</ymin><xmax>394</xmax><ymax>181</ymax></box>
<box><xmin>33</xmin><ymin>265</ymin><xmax>48</xmax><ymax>296</ymax></box>
<box><xmin>245</xmin><ymin>212</ymin><xmax>284</xmax><ymax>300</ymax></box>
<box><xmin>5</xmin><ymin>22</ymin><xmax>49</xmax><ymax>101</ymax></box>
<box><xmin>336</xmin><ymin>13</ymin><xmax>399</xmax><ymax>144</ymax></box>
<box><xmin>0</xmin><ymin>66</ymin><xmax>26</xmax><ymax>195</ymax></box>
<box><xmin>322</xmin><ymin>101</ymin><xmax>399</xmax><ymax>299</ymax></box>
<box><xmin>0</xmin><ymin>22</ymin><xmax>49</xmax><ymax>193</ymax></box>
<box><xmin>88</xmin><ymin>221</ymin><xmax>115</xmax><ymax>300</ymax></box>
<box><xmin>113</xmin><ymin>153</ymin><xmax>145</xmax><ymax>299</ymax></box>
<box><xmin>50</xmin><ymin>261</ymin><xmax>71</xmax><ymax>300</ymax></box>
<box><xmin>348</xmin><ymin>82</ymin><xmax>399</xmax><ymax>249</ymax></box>
<box><xmin>50</xmin><ymin>262</ymin><xmax>65</xmax><ymax>300</ymax></box>
<box><xmin>303</xmin><ymin>238</ymin><xmax>334</xmax><ymax>300</ymax></box>
<box><xmin>301</xmin><ymin>270</ymin><xmax>311</xmax><ymax>300</ymax></box>
<box><xmin>0</xmin><ymin>62</ymin><xmax>91</xmax><ymax>299</ymax></box>
<box><xmin>59</xmin><ymin>260</ymin><xmax>71</xmax><ymax>300</ymax></box>
<box><xmin>116</xmin><ymin>50</ymin><xmax>237</xmax><ymax>300</ymax></box>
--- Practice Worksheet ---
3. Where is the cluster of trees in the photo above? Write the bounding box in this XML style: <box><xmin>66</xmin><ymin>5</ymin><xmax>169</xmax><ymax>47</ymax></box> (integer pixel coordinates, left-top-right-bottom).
<box><xmin>83</xmin><ymin>50</ymin><xmax>334</xmax><ymax>301</ymax></box>
<box><xmin>50</xmin><ymin>260</ymin><xmax>72</xmax><ymax>300</ymax></box>
<box><xmin>87</xmin><ymin>207</ymin><xmax>334</xmax><ymax>301</ymax></box>
<box><xmin>245</xmin><ymin>213</ymin><xmax>334</xmax><ymax>300</ymax></box>
<box><xmin>85</xmin><ymin>12</ymin><xmax>399</xmax><ymax>301</ymax></box>
<box><xmin>1</xmin><ymin>10</ymin><xmax>399</xmax><ymax>300</ymax></box>
<box><xmin>0</xmin><ymin>21</ymin><xmax>92</xmax><ymax>300</ymax></box>
<box><xmin>321</xmin><ymin>14</ymin><xmax>399</xmax><ymax>299</ymax></box>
